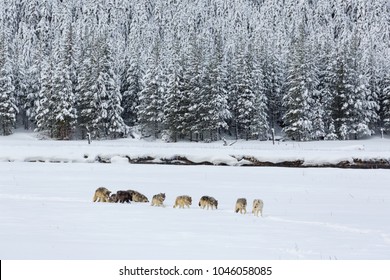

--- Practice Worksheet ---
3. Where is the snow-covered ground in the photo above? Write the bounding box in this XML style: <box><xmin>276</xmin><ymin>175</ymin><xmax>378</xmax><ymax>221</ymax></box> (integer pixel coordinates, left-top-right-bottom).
<box><xmin>1</xmin><ymin>132</ymin><xmax>390</xmax><ymax>259</ymax></box>
<box><xmin>1</xmin><ymin>131</ymin><xmax>390</xmax><ymax>166</ymax></box>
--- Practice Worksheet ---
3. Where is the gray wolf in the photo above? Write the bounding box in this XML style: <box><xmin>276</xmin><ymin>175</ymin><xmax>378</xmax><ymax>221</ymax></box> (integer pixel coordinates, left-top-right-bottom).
<box><xmin>173</xmin><ymin>195</ymin><xmax>192</xmax><ymax>208</ymax></box>
<box><xmin>128</xmin><ymin>190</ymin><xmax>149</xmax><ymax>202</ymax></box>
<box><xmin>93</xmin><ymin>187</ymin><xmax>111</xmax><ymax>202</ymax></box>
<box><xmin>235</xmin><ymin>198</ymin><xmax>247</xmax><ymax>214</ymax></box>
<box><xmin>151</xmin><ymin>193</ymin><xmax>166</xmax><ymax>206</ymax></box>
<box><xmin>252</xmin><ymin>199</ymin><xmax>264</xmax><ymax>217</ymax></box>
<box><xmin>198</xmin><ymin>195</ymin><xmax>218</xmax><ymax>210</ymax></box>
<box><xmin>116</xmin><ymin>190</ymin><xmax>132</xmax><ymax>203</ymax></box>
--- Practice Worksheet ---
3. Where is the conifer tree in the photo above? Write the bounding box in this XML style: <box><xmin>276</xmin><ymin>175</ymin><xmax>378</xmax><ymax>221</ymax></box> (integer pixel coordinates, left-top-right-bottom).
<box><xmin>77</xmin><ymin>32</ymin><xmax>126</xmax><ymax>139</ymax></box>
<box><xmin>100</xmin><ymin>37</ymin><xmax>127</xmax><ymax>138</ymax></box>
<box><xmin>34</xmin><ymin>50</ymin><xmax>53</xmax><ymax>136</ymax></box>
<box><xmin>0</xmin><ymin>35</ymin><xmax>18</xmax><ymax>135</ymax></box>
<box><xmin>330</xmin><ymin>33</ymin><xmax>378</xmax><ymax>140</ymax></box>
<box><xmin>77</xmin><ymin>37</ymin><xmax>96</xmax><ymax>139</ymax></box>
<box><xmin>230</xmin><ymin>45</ymin><xmax>267</xmax><ymax>140</ymax></box>
<box><xmin>137</xmin><ymin>41</ymin><xmax>165</xmax><ymax>138</ymax></box>
<box><xmin>282</xmin><ymin>22</ymin><xmax>318</xmax><ymax>141</ymax></box>
<box><xmin>198</xmin><ymin>42</ymin><xmax>230</xmax><ymax>141</ymax></box>
<box><xmin>382</xmin><ymin>72</ymin><xmax>390</xmax><ymax>132</ymax></box>
<box><xmin>250</xmin><ymin>56</ymin><xmax>269</xmax><ymax>140</ymax></box>
<box><xmin>121</xmin><ymin>50</ymin><xmax>141</xmax><ymax>127</ymax></box>
<box><xmin>163</xmin><ymin>41</ymin><xmax>186</xmax><ymax>142</ymax></box>
<box><xmin>50</xmin><ymin>31</ymin><xmax>78</xmax><ymax>140</ymax></box>
<box><xmin>260</xmin><ymin>43</ymin><xmax>283</xmax><ymax>131</ymax></box>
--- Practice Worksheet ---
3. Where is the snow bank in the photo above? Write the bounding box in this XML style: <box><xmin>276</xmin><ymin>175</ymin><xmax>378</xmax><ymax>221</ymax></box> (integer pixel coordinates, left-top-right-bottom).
<box><xmin>1</xmin><ymin>132</ymin><xmax>390</xmax><ymax>168</ymax></box>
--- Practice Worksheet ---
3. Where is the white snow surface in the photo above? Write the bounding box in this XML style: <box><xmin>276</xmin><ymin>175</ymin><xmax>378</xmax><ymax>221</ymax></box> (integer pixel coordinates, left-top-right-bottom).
<box><xmin>1</xmin><ymin>131</ymin><xmax>390</xmax><ymax>165</ymax></box>
<box><xmin>1</xmin><ymin>132</ymin><xmax>390</xmax><ymax>259</ymax></box>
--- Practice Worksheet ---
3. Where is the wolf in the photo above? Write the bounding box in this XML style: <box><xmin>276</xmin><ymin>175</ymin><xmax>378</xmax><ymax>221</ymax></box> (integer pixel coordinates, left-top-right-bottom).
<box><xmin>235</xmin><ymin>198</ymin><xmax>247</xmax><ymax>214</ymax></box>
<box><xmin>108</xmin><ymin>193</ymin><xmax>118</xmax><ymax>203</ymax></box>
<box><xmin>128</xmin><ymin>190</ymin><xmax>149</xmax><ymax>202</ymax></box>
<box><xmin>151</xmin><ymin>193</ymin><xmax>166</xmax><ymax>207</ymax></box>
<box><xmin>93</xmin><ymin>187</ymin><xmax>111</xmax><ymax>202</ymax></box>
<box><xmin>173</xmin><ymin>195</ymin><xmax>192</xmax><ymax>208</ymax></box>
<box><xmin>116</xmin><ymin>190</ymin><xmax>132</xmax><ymax>203</ymax></box>
<box><xmin>252</xmin><ymin>199</ymin><xmax>264</xmax><ymax>217</ymax></box>
<box><xmin>198</xmin><ymin>195</ymin><xmax>218</xmax><ymax>210</ymax></box>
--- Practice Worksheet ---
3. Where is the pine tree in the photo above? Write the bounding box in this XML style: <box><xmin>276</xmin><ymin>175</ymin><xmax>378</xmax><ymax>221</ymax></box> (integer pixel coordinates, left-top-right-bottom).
<box><xmin>260</xmin><ymin>43</ymin><xmax>283</xmax><ymax>131</ymax></box>
<box><xmin>163</xmin><ymin>43</ymin><xmax>186</xmax><ymax>142</ymax></box>
<box><xmin>77</xmin><ymin>37</ymin><xmax>97</xmax><ymax>139</ymax></box>
<box><xmin>179</xmin><ymin>35</ymin><xmax>203</xmax><ymax>141</ymax></box>
<box><xmin>198</xmin><ymin>43</ymin><xmax>230</xmax><ymax>141</ymax></box>
<box><xmin>24</xmin><ymin>51</ymin><xmax>41</xmax><ymax>130</ymax></box>
<box><xmin>330</xmin><ymin>32</ymin><xmax>378</xmax><ymax>140</ymax></box>
<box><xmin>329</xmin><ymin>47</ymin><xmax>349</xmax><ymax>140</ymax></box>
<box><xmin>383</xmin><ymin>72</ymin><xmax>390</xmax><ymax>132</ymax></box>
<box><xmin>282</xmin><ymin>22</ymin><xmax>318</xmax><ymax>141</ymax></box>
<box><xmin>50</xmin><ymin>31</ymin><xmax>78</xmax><ymax>140</ymax></box>
<box><xmin>34</xmin><ymin>50</ymin><xmax>53</xmax><ymax>136</ymax></box>
<box><xmin>102</xmin><ymin>39</ymin><xmax>126</xmax><ymax>139</ymax></box>
<box><xmin>0</xmin><ymin>35</ymin><xmax>18</xmax><ymax>135</ymax></box>
<box><xmin>137</xmin><ymin>41</ymin><xmax>165</xmax><ymax>138</ymax></box>
<box><xmin>317</xmin><ymin>40</ymin><xmax>336</xmax><ymax>140</ymax></box>
<box><xmin>230</xmin><ymin>46</ymin><xmax>266</xmax><ymax>140</ymax></box>
<box><xmin>250</xmin><ymin>57</ymin><xmax>269</xmax><ymax>140</ymax></box>
<box><xmin>121</xmin><ymin>46</ymin><xmax>141</xmax><ymax>127</ymax></box>
<box><xmin>77</xmin><ymin>33</ymin><xmax>126</xmax><ymax>139</ymax></box>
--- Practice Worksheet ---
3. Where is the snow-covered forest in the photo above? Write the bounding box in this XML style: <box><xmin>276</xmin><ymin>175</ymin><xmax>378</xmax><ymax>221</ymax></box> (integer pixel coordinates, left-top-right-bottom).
<box><xmin>0</xmin><ymin>0</ymin><xmax>389</xmax><ymax>141</ymax></box>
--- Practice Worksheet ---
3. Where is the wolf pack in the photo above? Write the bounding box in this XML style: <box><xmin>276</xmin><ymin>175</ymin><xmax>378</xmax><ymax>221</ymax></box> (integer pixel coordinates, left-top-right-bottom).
<box><xmin>93</xmin><ymin>187</ymin><xmax>264</xmax><ymax>217</ymax></box>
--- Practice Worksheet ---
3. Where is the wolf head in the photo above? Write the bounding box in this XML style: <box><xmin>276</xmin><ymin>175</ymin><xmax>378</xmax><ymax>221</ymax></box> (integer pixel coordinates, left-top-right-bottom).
<box><xmin>213</xmin><ymin>199</ymin><xmax>218</xmax><ymax>209</ymax></box>
<box><xmin>155</xmin><ymin>193</ymin><xmax>165</xmax><ymax>201</ymax></box>
<box><xmin>109</xmin><ymin>193</ymin><xmax>118</xmax><ymax>203</ymax></box>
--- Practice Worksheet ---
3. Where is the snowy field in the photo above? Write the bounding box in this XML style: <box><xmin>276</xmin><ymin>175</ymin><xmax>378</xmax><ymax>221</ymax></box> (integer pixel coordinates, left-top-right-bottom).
<box><xmin>1</xmin><ymin>132</ymin><xmax>390</xmax><ymax>260</ymax></box>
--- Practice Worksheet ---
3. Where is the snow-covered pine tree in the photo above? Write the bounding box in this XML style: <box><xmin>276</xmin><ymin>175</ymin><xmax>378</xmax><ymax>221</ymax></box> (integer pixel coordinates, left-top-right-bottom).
<box><xmin>76</xmin><ymin>37</ymin><xmax>97</xmax><ymax>139</ymax></box>
<box><xmin>0</xmin><ymin>30</ymin><xmax>18</xmax><ymax>135</ymax></box>
<box><xmin>250</xmin><ymin>50</ymin><xmax>269</xmax><ymax>140</ymax></box>
<box><xmin>184</xmin><ymin>35</ymin><xmax>206</xmax><ymax>141</ymax></box>
<box><xmin>23</xmin><ymin>44</ymin><xmax>42</xmax><ymax>130</ymax></box>
<box><xmin>15</xmin><ymin>3</ymin><xmax>43</xmax><ymax>130</ymax></box>
<box><xmin>165</xmin><ymin>33</ymin><xmax>203</xmax><ymax>141</ymax></box>
<box><xmin>121</xmin><ymin>45</ymin><xmax>141</xmax><ymax>127</ymax></box>
<box><xmin>305</xmin><ymin>36</ymin><xmax>330</xmax><ymax>141</ymax></box>
<box><xmin>77</xmin><ymin>31</ymin><xmax>126</xmax><ymax>139</ymax></box>
<box><xmin>230</xmin><ymin>44</ymin><xmax>264</xmax><ymax>140</ymax></box>
<box><xmin>258</xmin><ymin>40</ymin><xmax>283</xmax><ymax>132</ymax></box>
<box><xmin>340</xmin><ymin>32</ymin><xmax>378</xmax><ymax>139</ymax></box>
<box><xmin>34</xmin><ymin>49</ymin><xmax>53</xmax><ymax>136</ymax></box>
<box><xmin>382</xmin><ymin>71</ymin><xmax>390</xmax><ymax>132</ymax></box>
<box><xmin>163</xmin><ymin>38</ymin><xmax>186</xmax><ymax>142</ymax></box>
<box><xmin>87</xmin><ymin>41</ymin><xmax>109</xmax><ymax>139</ymax></box>
<box><xmin>329</xmin><ymin>45</ymin><xmax>349</xmax><ymax>140</ymax></box>
<box><xmin>101</xmin><ymin>37</ymin><xmax>127</xmax><ymax>139</ymax></box>
<box><xmin>316</xmin><ymin>38</ymin><xmax>337</xmax><ymax>140</ymax></box>
<box><xmin>199</xmin><ymin>36</ymin><xmax>230</xmax><ymax>141</ymax></box>
<box><xmin>50</xmin><ymin>27</ymin><xmax>78</xmax><ymax>140</ymax></box>
<box><xmin>195</xmin><ymin>51</ymin><xmax>220</xmax><ymax>142</ymax></box>
<box><xmin>137</xmin><ymin>40</ymin><xmax>165</xmax><ymax>138</ymax></box>
<box><xmin>282</xmin><ymin>20</ymin><xmax>318</xmax><ymax>141</ymax></box>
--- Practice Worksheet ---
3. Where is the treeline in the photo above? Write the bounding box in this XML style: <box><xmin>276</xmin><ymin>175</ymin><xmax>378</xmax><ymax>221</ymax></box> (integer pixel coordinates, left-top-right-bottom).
<box><xmin>0</xmin><ymin>0</ymin><xmax>389</xmax><ymax>141</ymax></box>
